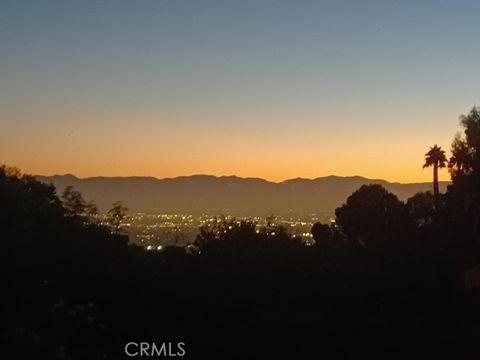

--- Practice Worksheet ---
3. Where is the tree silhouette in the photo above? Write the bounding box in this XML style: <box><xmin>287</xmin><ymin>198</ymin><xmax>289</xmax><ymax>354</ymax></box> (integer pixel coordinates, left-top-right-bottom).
<box><xmin>449</xmin><ymin>106</ymin><xmax>480</xmax><ymax>188</ymax></box>
<box><xmin>406</xmin><ymin>191</ymin><xmax>435</xmax><ymax>226</ymax></box>
<box><xmin>85</xmin><ymin>200</ymin><xmax>99</xmax><ymax>222</ymax></box>
<box><xmin>423</xmin><ymin>145</ymin><xmax>447</xmax><ymax>197</ymax></box>
<box><xmin>4</xmin><ymin>166</ymin><xmax>21</xmax><ymax>178</ymax></box>
<box><xmin>335</xmin><ymin>184</ymin><xmax>413</xmax><ymax>247</ymax></box>
<box><xmin>61</xmin><ymin>185</ymin><xmax>87</xmax><ymax>217</ymax></box>
<box><xmin>194</xmin><ymin>218</ymin><xmax>301</xmax><ymax>255</ymax></box>
<box><xmin>311</xmin><ymin>222</ymin><xmax>333</xmax><ymax>247</ymax></box>
<box><xmin>107</xmin><ymin>201</ymin><xmax>128</xmax><ymax>233</ymax></box>
<box><xmin>447</xmin><ymin>106</ymin><xmax>480</xmax><ymax>244</ymax></box>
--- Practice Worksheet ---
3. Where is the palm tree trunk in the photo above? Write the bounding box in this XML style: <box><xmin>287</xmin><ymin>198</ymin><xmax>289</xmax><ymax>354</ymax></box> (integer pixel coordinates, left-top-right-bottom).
<box><xmin>433</xmin><ymin>164</ymin><xmax>439</xmax><ymax>197</ymax></box>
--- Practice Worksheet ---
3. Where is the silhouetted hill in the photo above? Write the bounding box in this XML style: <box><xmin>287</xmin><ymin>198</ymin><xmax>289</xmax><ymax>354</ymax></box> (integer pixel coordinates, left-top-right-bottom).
<box><xmin>35</xmin><ymin>174</ymin><xmax>449</xmax><ymax>215</ymax></box>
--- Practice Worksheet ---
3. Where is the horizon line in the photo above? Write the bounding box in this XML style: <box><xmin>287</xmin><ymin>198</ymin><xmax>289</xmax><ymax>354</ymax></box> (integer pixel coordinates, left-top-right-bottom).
<box><xmin>34</xmin><ymin>172</ymin><xmax>451</xmax><ymax>186</ymax></box>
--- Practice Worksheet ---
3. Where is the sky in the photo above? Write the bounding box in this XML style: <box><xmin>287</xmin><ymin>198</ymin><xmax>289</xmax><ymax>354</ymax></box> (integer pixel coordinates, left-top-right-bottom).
<box><xmin>1</xmin><ymin>0</ymin><xmax>480</xmax><ymax>183</ymax></box>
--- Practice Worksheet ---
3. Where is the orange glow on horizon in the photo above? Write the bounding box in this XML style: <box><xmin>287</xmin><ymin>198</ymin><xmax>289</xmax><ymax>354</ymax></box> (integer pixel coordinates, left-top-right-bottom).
<box><xmin>0</xmin><ymin>103</ymin><xmax>460</xmax><ymax>184</ymax></box>
<box><xmin>4</xmin><ymin>148</ymin><xmax>452</xmax><ymax>185</ymax></box>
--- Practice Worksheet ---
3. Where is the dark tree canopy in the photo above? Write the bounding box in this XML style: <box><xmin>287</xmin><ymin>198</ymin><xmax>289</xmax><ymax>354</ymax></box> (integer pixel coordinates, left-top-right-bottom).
<box><xmin>311</xmin><ymin>222</ymin><xmax>333</xmax><ymax>246</ymax></box>
<box><xmin>449</xmin><ymin>106</ymin><xmax>480</xmax><ymax>189</ymax></box>
<box><xmin>194</xmin><ymin>218</ymin><xmax>302</xmax><ymax>255</ymax></box>
<box><xmin>406</xmin><ymin>191</ymin><xmax>435</xmax><ymax>225</ymax></box>
<box><xmin>446</xmin><ymin>106</ymin><xmax>480</xmax><ymax>245</ymax></box>
<box><xmin>0</xmin><ymin>165</ymin><xmax>65</xmax><ymax>242</ymax></box>
<box><xmin>335</xmin><ymin>184</ymin><xmax>413</xmax><ymax>246</ymax></box>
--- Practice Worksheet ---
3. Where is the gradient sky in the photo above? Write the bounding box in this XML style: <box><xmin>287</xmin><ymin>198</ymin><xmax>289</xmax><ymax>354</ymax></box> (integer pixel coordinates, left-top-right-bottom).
<box><xmin>2</xmin><ymin>0</ymin><xmax>480</xmax><ymax>183</ymax></box>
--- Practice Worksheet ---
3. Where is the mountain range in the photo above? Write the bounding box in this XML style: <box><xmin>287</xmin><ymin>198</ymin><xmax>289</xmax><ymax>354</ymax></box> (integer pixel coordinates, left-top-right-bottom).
<box><xmin>35</xmin><ymin>174</ymin><xmax>449</xmax><ymax>216</ymax></box>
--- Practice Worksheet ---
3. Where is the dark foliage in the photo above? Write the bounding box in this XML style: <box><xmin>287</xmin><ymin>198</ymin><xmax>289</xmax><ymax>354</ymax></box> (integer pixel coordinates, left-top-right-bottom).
<box><xmin>311</xmin><ymin>221</ymin><xmax>335</xmax><ymax>247</ymax></box>
<box><xmin>335</xmin><ymin>184</ymin><xmax>415</xmax><ymax>247</ymax></box>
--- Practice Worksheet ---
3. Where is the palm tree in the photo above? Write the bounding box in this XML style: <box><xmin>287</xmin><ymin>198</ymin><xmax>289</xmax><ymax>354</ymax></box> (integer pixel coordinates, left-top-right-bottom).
<box><xmin>423</xmin><ymin>145</ymin><xmax>447</xmax><ymax>197</ymax></box>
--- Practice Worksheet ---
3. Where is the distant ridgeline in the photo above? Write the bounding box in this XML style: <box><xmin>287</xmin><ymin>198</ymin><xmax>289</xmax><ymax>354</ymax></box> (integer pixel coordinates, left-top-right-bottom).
<box><xmin>35</xmin><ymin>174</ymin><xmax>449</xmax><ymax>215</ymax></box>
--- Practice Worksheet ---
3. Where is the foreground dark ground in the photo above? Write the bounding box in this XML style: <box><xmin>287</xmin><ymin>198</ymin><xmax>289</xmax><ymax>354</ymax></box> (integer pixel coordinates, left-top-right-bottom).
<box><xmin>2</xmin><ymin>169</ymin><xmax>480</xmax><ymax>360</ymax></box>
<box><xmin>5</xmin><ymin>239</ymin><xmax>480</xmax><ymax>360</ymax></box>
